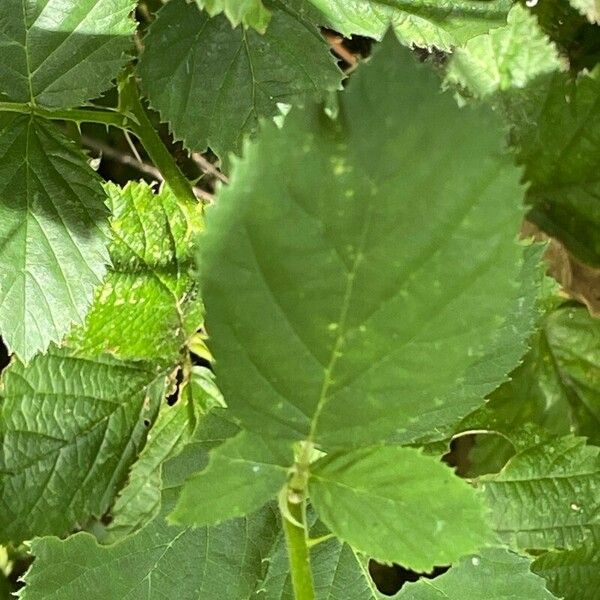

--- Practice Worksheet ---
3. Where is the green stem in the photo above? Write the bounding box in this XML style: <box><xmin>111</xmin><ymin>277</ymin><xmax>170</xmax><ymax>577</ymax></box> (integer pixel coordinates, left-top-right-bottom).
<box><xmin>281</xmin><ymin>495</ymin><xmax>316</xmax><ymax>600</ymax></box>
<box><xmin>0</xmin><ymin>101</ymin><xmax>133</xmax><ymax>130</ymax></box>
<box><xmin>118</xmin><ymin>76</ymin><xmax>197</xmax><ymax>204</ymax></box>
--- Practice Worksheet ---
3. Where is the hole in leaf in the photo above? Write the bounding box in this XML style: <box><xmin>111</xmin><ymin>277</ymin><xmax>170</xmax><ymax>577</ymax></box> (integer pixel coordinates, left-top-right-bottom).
<box><xmin>143</xmin><ymin>418</ymin><xmax>151</xmax><ymax>428</ymax></box>
<box><xmin>442</xmin><ymin>435</ymin><xmax>476</xmax><ymax>477</ymax></box>
<box><xmin>0</xmin><ymin>337</ymin><xmax>9</xmax><ymax>374</ymax></box>
<box><xmin>166</xmin><ymin>366</ymin><xmax>184</xmax><ymax>406</ymax></box>
<box><xmin>369</xmin><ymin>560</ymin><xmax>450</xmax><ymax>595</ymax></box>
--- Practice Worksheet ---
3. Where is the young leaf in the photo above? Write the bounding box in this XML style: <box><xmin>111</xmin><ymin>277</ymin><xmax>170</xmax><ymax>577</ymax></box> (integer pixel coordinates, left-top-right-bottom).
<box><xmin>20</xmin><ymin>412</ymin><xmax>281</xmax><ymax>600</ymax></box>
<box><xmin>309</xmin><ymin>445</ymin><xmax>492</xmax><ymax>571</ymax></box>
<box><xmin>0</xmin><ymin>114</ymin><xmax>109</xmax><ymax>361</ymax></box>
<box><xmin>106</xmin><ymin>367</ymin><xmax>223</xmax><ymax>541</ymax></box>
<box><xmin>532</xmin><ymin>532</ymin><xmax>600</xmax><ymax>600</ymax></box>
<box><xmin>0</xmin><ymin>0</ymin><xmax>136</xmax><ymax>107</ymax></box>
<box><xmin>396</xmin><ymin>548</ymin><xmax>558</xmax><ymax>599</ymax></box>
<box><xmin>505</xmin><ymin>70</ymin><xmax>600</xmax><ymax>266</ymax></box>
<box><xmin>0</xmin><ymin>347</ymin><xmax>166</xmax><ymax>543</ymax></box>
<box><xmin>171</xmin><ymin>431</ymin><xmax>293</xmax><ymax>526</ymax></box>
<box><xmin>307</xmin><ymin>0</ymin><xmax>511</xmax><ymax>51</ymax></box>
<box><xmin>446</xmin><ymin>5</ymin><xmax>563</xmax><ymax>97</ymax></box>
<box><xmin>195</xmin><ymin>0</ymin><xmax>271</xmax><ymax>32</ymax></box>
<box><xmin>479</xmin><ymin>436</ymin><xmax>600</xmax><ymax>551</ymax></box>
<box><xmin>137</xmin><ymin>0</ymin><xmax>342</xmax><ymax>160</ymax></box>
<box><xmin>68</xmin><ymin>181</ymin><xmax>203</xmax><ymax>363</ymax></box>
<box><xmin>200</xmin><ymin>36</ymin><xmax>542</xmax><ymax>450</ymax></box>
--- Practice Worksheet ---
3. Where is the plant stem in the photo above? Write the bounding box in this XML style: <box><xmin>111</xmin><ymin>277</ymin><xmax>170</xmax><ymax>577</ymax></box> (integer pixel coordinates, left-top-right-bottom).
<box><xmin>281</xmin><ymin>494</ymin><xmax>316</xmax><ymax>600</ymax></box>
<box><xmin>0</xmin><ymin>101</ymin><xmax>133</xmax><ymax>130</ymax></box>
<box><xmin>119</xmin><ymin>76</ymin><xmax>197</xmax><ymax>205</ymax></box>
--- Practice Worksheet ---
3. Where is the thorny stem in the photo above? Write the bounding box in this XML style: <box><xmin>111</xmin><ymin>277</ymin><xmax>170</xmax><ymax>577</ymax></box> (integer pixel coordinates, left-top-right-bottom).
<box><xmin>0</xmin><ymin>77</ymin><xmax>198</xmax><ymax>207</ymax></box>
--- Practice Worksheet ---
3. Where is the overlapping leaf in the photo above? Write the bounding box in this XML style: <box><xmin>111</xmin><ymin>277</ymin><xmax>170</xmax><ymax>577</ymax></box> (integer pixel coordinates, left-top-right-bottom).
<box><xmin>307</xmin><ymin>0</ymin><xmax>511</xmax><ymax>50</ymax></box>
<box><xmin>505</xmin><ymin>69</ymin><xmax>600</xmax><ymax>266</ymax></box>
<box><xmin>106</xmin><ymin>367</ymin><xmax>223</xmax><ymax>541</ymax></box>
<box><xmin>138</xmin><ymin>0</ymin><xmax>342</xmax><ymax>159</ymax></box>
<box><xmin>0</xmin><ymin>113</ymin><xmax>109</xmax><ymax>360</ymax></box>
<box><xmin>397</xmin><ymin>548</ymin><xmax>557</xmax><ymax>599</ymax></box>
<box><xmin>68</xmin><ymin>181</ymin><xmax>203</xmax><ymax>363</ymax></box>
<box><xmin>195</xmin><ymin>0</ymin><xmax>271</xmax><ymax>31</ymax></box>
<box><xmin>479</xmin><ymin>436</ymin><xmax>600</xmax><ymax>551</ymax></box>
<box><xmin>446</xmin><ymin>5</ymin><xmax>563</xmax><ymax>97</ymax></box>
<box><xmin>199</xmin><ymin>35</ymin><xmax>542</xmax><ymax>450</ymax></box>
<box><xmin>0</xmin><ymin>347</ymin><xmax>166</xmax><ymax>543</ymax></box>
<box><xmin>309</xmin><ymin>446</ymin><xmax>492</xmax><ymax>571</ymax></box>
<box><xmin>0</xmin><ymin>0</ymin><xmax>136</xmax><ymax>107</ymax></box>
<box><xmin>20</xmin><ymin>412</ymin><xmax>282</xmax><ymax>600</ymax></box>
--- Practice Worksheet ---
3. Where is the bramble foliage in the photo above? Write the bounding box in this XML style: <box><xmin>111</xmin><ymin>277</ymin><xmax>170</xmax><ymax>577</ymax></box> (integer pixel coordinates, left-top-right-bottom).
<box><xmin>0</xmin><ymin>0</ymin><xmax>599</xmax><ymax>598</ymax></box>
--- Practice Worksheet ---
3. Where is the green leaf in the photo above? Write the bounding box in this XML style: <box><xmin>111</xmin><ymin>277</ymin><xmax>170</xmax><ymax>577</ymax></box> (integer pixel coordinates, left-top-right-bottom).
<box><xmin>67</xmin><ymin>181</ymin><xmax>203</xmax><ymax>362</ymax></box>
<box><xmin>137</xmin><ymin>0</ymin><xmax>342</xmax><ymax>160</ymax></box>
<box><xmin>200</xmin><ymin>35</ymin><xmax>542</xmax><ymax>450</ymax></box>
<box><xmin>195</xmin><ymin>0</ymin><xmax>271</xmax><ymax>31</ymax></box>
<box><xmin>479</xmin><ymin>436</ymin><xmax>600</xmax><ymax>551</ymax></box>
<box><xmin>309</xmin><ymin>446</ymin><xmax>492</xmax><ymax>571</ymax></box>
<box><xmin>505</xmin><ymin>70</ymin><xmax>600</xmax><ymax>266</ymax></box>
<box><xmin>446</xmin><ymin>5</ymin><xmax>563</xmax><ymax>97</ymax></box>
<box><xmin>0</xmin><ymin>0</ymin><xmax>136</xmax><ymax>108</ymax></box>
<box><xmin>307</xmin><ymin>0</ymin><xmax>511</xmax><ymax>51</ymax></box>
<box><xmin>106</xmin><ymin>367</ymin><xmax>222</xmax><ymax>541</ymax></box>
<box><xmin>568</xmin><ymin>0</ymin><xmax>600</xmax><ymax>23</ymax></box>
<box><xmin>0</xmin><ymin>347</ymin><xmax>166</xmax><ymax>543</ymax></box>
<box><xmin>397</xmin><ymin>548</ymin><xmax>558</xmax><ymax>599</ymax></box>
<box><xmin>261</xmin><ymin>520</ymin><xmax>379</xmax><ymax>599</ymax></box>
<box><xmin>532</xmin><ymin>533</ymin><xmax>600</xmax><ymax>600</ymax></box>
<box><xmin>171</xmin><ymin>430</ymin><xmax>293</xmax><ymax>527</ymax></box>
<box><xmin>20</xmin><ymin>412</ymin><xmax>281</xmax><ymax>600</ymax></box>
<box><xmin>0</xmin><ymin>114</ymin><xmax>109</xmax><ymax>361</ymax></box>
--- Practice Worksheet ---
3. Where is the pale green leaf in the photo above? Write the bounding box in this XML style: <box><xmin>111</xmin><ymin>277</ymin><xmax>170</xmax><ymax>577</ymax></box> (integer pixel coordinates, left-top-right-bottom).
<box><xmin>171</xmin><ymin>431</ymin><xmax>293</xmax><ymax>526</ymax></box>
<box><xmin>0</xmin><ymin>0</ymin><xmax>136</xmax><ymax>107</ymax></box>
<box><xmin>309</xmin><ymin>446</ymin><xmax>492</xmax><ymax>571</ymax></box>
<box><xmin>532</xmin><ymin>532</ymin><xmax>600</xmax><ymax>600</ymax></box>
<box><xmin>568</xmin><ymin>0</ymin><xmax>600</xmax><ymax>23</ymax></box>
<box><xmin>195</xmin><ymin>0</ymin><xmax>271</xmax><ymax>31</ymax></box>
<box><xmin>0</xmin><ymin>347</ymin><xmax>166</xmax><ymax>543</ymax></box>
<box><xmin>200</xmin><ymin>36</ymin><xmax>542</xmax><ymax>450</ymax></box>
<box><xmin>308</xmin><ymin>0</ymin><xmax>511</xmax><ymax>51</ymax></box>
<box><xmin>505</xmin><ymin>69</ymin><xmax>600</xmax><ymax>266</ymax></box>
<box><xmin>397</xmin><ymin>548</ymin><xmax>557</xmax><ymax>599</ymax></box>
<box><xmin>106</xmin><ymin>367</ymin><xmax>222</xmax><ymax>541</ymax></box>
<box><xmin>0</xmin><ymin>114</ymin><xmax>109</xmax><ymax>361</ymax></box>
<box><xmin>479</xmin><ymin>436</ymin><xmax>600</xmax><ymax>551</ymax></box>
<box><xmin>137</xmin><ymin>0</ymin><xmax>343</xmax><ymax>159</ymax></box>
<box><xmin>20</xmin><ymin>412</ymin><xmax>281</xmax><ymax>600</ymax></box>
<box><xmin>446</xmin><ymin>5</ymin><xmax>563</xmax><ymax>97</ymax></box>
<box><xmin>68</xmin><ymin>181</ymin><xmax>203</xmax><ymax>362</ymax></box>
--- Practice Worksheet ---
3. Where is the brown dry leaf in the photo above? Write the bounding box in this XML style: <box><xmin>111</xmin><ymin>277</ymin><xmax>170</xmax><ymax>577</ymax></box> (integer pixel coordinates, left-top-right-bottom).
<box><xmin>523</xmin><ymin>221</ymin><xmax>600</xmax><ymax>317</ymax></box>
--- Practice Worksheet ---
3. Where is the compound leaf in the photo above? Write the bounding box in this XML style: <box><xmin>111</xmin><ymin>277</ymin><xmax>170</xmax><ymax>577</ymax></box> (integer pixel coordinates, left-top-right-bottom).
<box><xmin>200</xmin><ymin>35</ymin><xmax>542</xmax><ymax>450</ymax></box>
<box><xmin>479</xmin><ymin>436</ymin><xmax>600</xmax><ymax>551</ymax></box>
<box><xmin>309</xmin><ymin>445</ymin><xmax>492</xmax><ymax>571</ymax></box>
<box><xmin>0</xmin><ymin>113</ymin><xmax>109</xmax><ymax>361</ymax></box>
<box><xmin>68</xmin><ymin>181</ymin><xmax>203</xmax><ymax>363</ymax></box>
<box><xmin>0</xmin><ymin>347</ymin><xmax>166</xmax><ymax>543</ymax></box>
<box><xmin>0</xmin><ymin>0</ymin><xmax>136</xmax><ymax>107</ymax></box>
<box><xmin>397</xmin><ymin>548</ymin><xmax>557</xmax><ymax>599</ymax></box>
<box><xmin>138</xmin><ymin>0</ymin><xmax>342</xmax><ymax>160</ymax></box>
<box><xmin>307</xmin><ymin>0</ymin><xmax>511</xmax><ymax>51</ymax></box>
<box><xmin>446</xmin><ymin>5</ymin><xmax>563</xmax><ymax>97</ymax></box>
